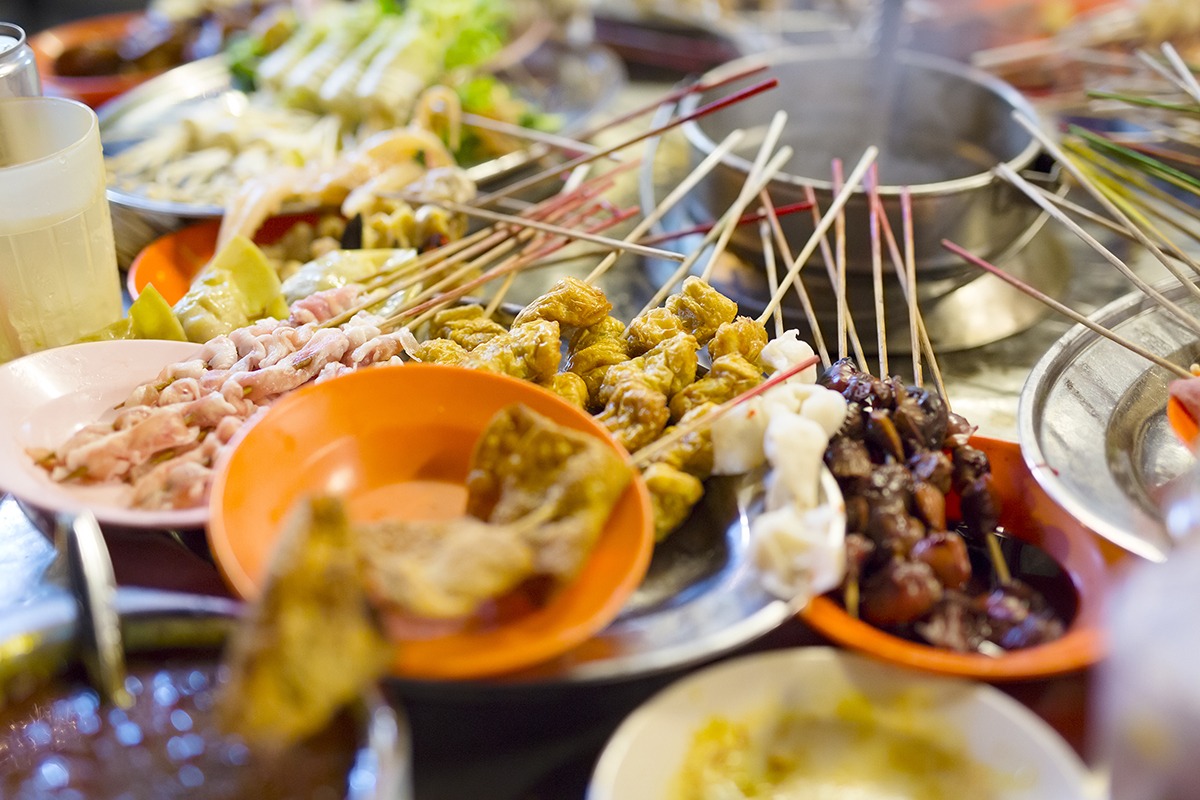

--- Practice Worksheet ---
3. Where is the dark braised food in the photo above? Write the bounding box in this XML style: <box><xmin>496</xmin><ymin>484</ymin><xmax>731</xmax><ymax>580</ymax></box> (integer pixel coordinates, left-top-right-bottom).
<box><xmin>820</xmin><ymin>358</ymin><xmax>1065</xmax><ymax>652</ymax></box>
<box><xmin>0</xmin><ymin>659</ymin><xmax>359</xmax><ymax>799</ymax></box>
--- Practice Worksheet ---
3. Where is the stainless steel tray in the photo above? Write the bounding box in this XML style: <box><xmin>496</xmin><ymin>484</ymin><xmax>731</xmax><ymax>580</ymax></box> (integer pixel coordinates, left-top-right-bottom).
<box><xmin>1019</xmin><ymin>279</ymin><xmax>1200</xmax><ymax>562</ymax></box>
<box><xmin>99</xmin><ymin>42</ymin><xmax>626</xmax><ymax>263</ymax></box>
<box><xmin>398</xmin><ymin>467</ymin><xmax>844</xmax><ymax>693</ymax></box>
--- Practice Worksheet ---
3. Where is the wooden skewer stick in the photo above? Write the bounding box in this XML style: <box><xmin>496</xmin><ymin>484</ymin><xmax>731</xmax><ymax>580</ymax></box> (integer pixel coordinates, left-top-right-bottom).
<box><xmin>833</xmin><ymin>160</ymin><xmax>850</xmax><ymax>364</ymax></box>
<box><xmin>585</xmin><ymin>128</ymin><xmax>747</xmax><ymax>284</ymax></box>
<box><xmin>392</xmin><ymin>187</ymin><xmax>605</xmax><ymax>299</ymax></box>
<box><xmin>395</xmin><ymin>200</ymin><xmax>637</xmax><ymax>331</ymax></box>
<box><xmin>758</xmin><ymin>147</ymin><xmax>879</xmax><ymax>326</ymax></box>
<box><xmin>631</xmin><ymin>354</ymin><xmax>822</xmax><ymax>467</ymax></box>
<box><xmin>804</xmin><ymin>185</ymin><xmax>868</xmax><ymax>367</ymax></box>
<box><xmin>1067</xmin><ymin>144</ymin><xmax>1200</xmax><ymax>257</ymax></box>
<box><xmin>986</xmin><ymin>535</ymin><xmax>1013</xmax><ymax>587</ymax></box>
<box><xmin>699</xmin><ymin>111</ymin><xmax>790</xmax><ymax>283</ymax></box>
<box><xmin>1028</xmin><ymin>179</ymin><xmax>1197</xmax><ymax>264</ymax></box>
<box><xmin>1134</xmin><ymin>48</ymin><xmax>1200</xmax><ymax>101</ymax></box>
<box><xmin>760</xmin><ymin>191</ymin><xmax>831</xmax><ymax>368</ymax></box>
<box><xmin>867</xmin><ymin>166</ymin><xmax>888</xmax><ymax>378</ymax></box>
<box><xmin>391</xmin><ymin>197</ymin><xmax>687</xmax><ymax>264</ymax></box>
<box><xmin>942</xmin><ymin>239</ymin><xmax>1192</xmax><ymax>378</ymax></box>
<box><xmin>474</xmin><ymin>78</ymin><xmax>779</xmax><ymax>207</ymax></box>
<box><xmin>574</xmin><ymin>63</ymin><xmax>769</xmax><ymax>142</ymax></box>
<box><xmin>461</xmin><ymin>112</ymin><xmax>609</xmax><ymax>157</ymax></box>
<box><xmin>901</xmin><ymin>188</ymin><xmax>922</xmax><ymax>387</ymax></box>
<box><xmin>515</xmin><ymin>201</ymin><xmax>814</xmax><ymax>273</ymax></box>
<box><xmin>637</xmin><ymin>146</ymin><xmax>794</xmax><ymax>316</ymax></box>
<box><xmin>995</xmin><ymin>161</ymin><xmax>1200</xmax><ymax>336</ymax></box>
<box><xmin>1012</xmin><ymin>112</ymin><xmax>1200</xmax><ymax>313</ymax></box>
<box><xmin>319</xmin><ymin>228</ymin><xmax>505</xmax><ymax>328</ymax></box>
<box><xmin>391</xmin><ymin>196</ymin><xmax>608</xmax><ymax>319</ymax></box>
<box><xmin>868</xmin><ymin>185</ymin><xmax>947</xmax><ymax>400</ymax></box>
<box><xmin>1161</xmin><ymin>42</ymin><xmax>1200</xmax><ymax>107</ymax></box>
<box><xmin>368</xmin><ymin>163</ymin><xmax>619</xmax><ymax>296</ymax></box>
<box><xmin>760</xmin><ymin>218</ymin><xmax>784</xmax><ymax>338</ymax></box>
<box><xmin>639</xmin><ymin>201</ymin><xmax>812</xmax><ymax>246</ymax></box>
<box><xmin>333</xmin><ymin>167</ymin><xmax>629</xmax><ymax>326</ymax></box>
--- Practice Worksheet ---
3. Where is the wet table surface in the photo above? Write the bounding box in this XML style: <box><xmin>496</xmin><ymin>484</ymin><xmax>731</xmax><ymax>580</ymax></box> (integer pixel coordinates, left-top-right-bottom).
<box><xmin>0</xmin><ymin>68</ymin><xmax>1183</xmax><ymax>800</ymax></box>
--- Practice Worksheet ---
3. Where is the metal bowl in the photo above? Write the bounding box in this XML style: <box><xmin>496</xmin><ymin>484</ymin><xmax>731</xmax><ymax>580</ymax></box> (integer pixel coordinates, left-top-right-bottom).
<box><xmin>0</xmin><ymin>588</ymin><xmax>411</xmax><ymax>799</ymax></box>
<box><xmin>680</xmin><ymin>45</ymin><xmax>1045</xmax><ymax>278</ymax></box>
<box><xmin>100</xmin><ymin>40</ymin><xmax>626</xmax><ymax>266</ymax></box>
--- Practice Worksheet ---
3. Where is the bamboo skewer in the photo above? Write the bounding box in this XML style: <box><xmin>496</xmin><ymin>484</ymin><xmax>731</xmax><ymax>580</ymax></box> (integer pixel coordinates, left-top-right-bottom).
<box><xmin>1064</xmin><ymin>138</ymin><xmax>1200</xmax><ymax>252</ymax></box>
<box><xmin>758</xmin><ymin>147</ymin><xmax>879</xmax><ymax>326</ymax></box>
<box><xmin>631</xmin><ymin>354</ymin><xmax>822</xmax><ymax>468</ymax></box>
<box><xmin>639</xmin><ymin>201</ymin><xmax>812</xmax><ymax>246</ymax></box>
<box><xmin>1012</xmin><ymin>113</ymin><xmax>1200</xmax><ymax>312</ymax></box>
<box><xmin>461</xmin><ymin>112</ymin><xmax>609</xmax><ymax>157</ymax></box>
<box><xmin>760</xmin><ymin>219</ymin><xmax>784</xmax><ymax>339</ymax></box>
<box><xmin>414</xmin><ymin>197</ymin><xmax>686</xmax><ymax>263</ymax></box>
<box><xmin>474</xmin><ymin>78</ymin><xmax>779</xmax><ymax>207</ymax></box>
<box><xmin>995</xmin><ymin>162</ymin><xmax>1200</xmax><ymax>336</ymax></box>
<box><xmin>1029</xmin><ymin>179</ymin><xmax>1197</xmax><ymax>264</ymax></box>
<box><xmin>1134</xmin><ymin>48</ymin><xmax>1200</xmax><ymax>101</ymax></box>
<box><xmin>901</xmin><ymin>189</ymin><xmax>922</xmax><ymax>387</ymax></box>
<box><xmin>577</xmin><ymin>63</ymin><xmax>769</xmax><ymax>139</ymax></box>
<box><xmin>584</xmin><ymin>128</ymin><xmax>748</xmax><ymax>284</ymax></box>
<box><xmin>383</xmin><ymin>195</ymin><xmax>625</xmax><ymax>330</ymax></box>
<box><xmin>804</xmin><ymin>185</ymin><xmax>867</xmax><ymax>367</ymax></box>
<box><xmin>942</xmin><ymin>239</ymin><xmax>1191</xmax><ymax>379</ymax></box>
<box><xmin>868</xmin><ymin>166</ymin><xmax>888</xmax><ymax>378</ymax></box>
<box><xmin>833</xmin><ymin>160</ymin><xmax>850</xmax><ymax>364</ymax></box>
<box><xmin>637</xmin><ymin>146</ymin><xmax>794</xmax><ymax>316</ymax></box>
<box><xmin>1161</xmin><ymin>42</ymin><xmax>1200</xmax><ymax>107</ymax></box>
<box><xmin>337</xmin><ymin>166</ymin><xmax>633</xmax><ymax>324</ymax></box>
<box><xmin>867</xmin><ymin>183</ymin><xmax>947</xmax><ymax>400</ymax></box>
<box><xmin>403</xmin><ymin>188</ymin><xmax>645</xmax><ymax>328</ymax></box>
<box><xmin>759</xmin><ymin>191</ymin><xmax>831</xmax><ymax>368</ymax></box>
<box><xmin>511</xmin><ymin>201</ymin><xmax>814</xmax><ymax>273</ymax></box>
<box><xmin>698</xmin><ymin>111</ymin><xmax>789</xmax><ymax>283</ymax></box>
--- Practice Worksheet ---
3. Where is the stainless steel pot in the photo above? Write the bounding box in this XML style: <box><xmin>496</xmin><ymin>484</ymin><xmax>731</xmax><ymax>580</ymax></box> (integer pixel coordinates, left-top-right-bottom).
<box><xmin>0</xmin><ymin>588</ymin><xmax>412</xmax><ymax>800</ymax></box>
<box><xmin>679</xmin><ymin>45</ymin><xmax>1047</xmax><ymax>279</ymax></box>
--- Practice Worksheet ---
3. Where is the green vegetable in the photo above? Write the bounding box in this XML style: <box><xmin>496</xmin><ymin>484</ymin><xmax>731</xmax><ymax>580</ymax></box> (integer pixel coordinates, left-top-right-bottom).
<box><xmin>77</xmin><ymin>285</ymin><xmax>188</xmax><ymax>343</ymax></box>
<box><xmin>280</xmin><ymin>248</ymin><xmax>417</xmax><ymax>305</ymax></box>
<box><xmin>173</xmin><ymin>236</ymin><xmax>289</xmax><ymax>343</ymax></box>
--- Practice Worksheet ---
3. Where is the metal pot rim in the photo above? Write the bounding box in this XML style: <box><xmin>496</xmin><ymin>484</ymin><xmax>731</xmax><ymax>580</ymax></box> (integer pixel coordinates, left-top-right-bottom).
<box><xmin>679</xmin><ymin>44</ymin><xmax>1042</xmax><ymax>197</ymax></box>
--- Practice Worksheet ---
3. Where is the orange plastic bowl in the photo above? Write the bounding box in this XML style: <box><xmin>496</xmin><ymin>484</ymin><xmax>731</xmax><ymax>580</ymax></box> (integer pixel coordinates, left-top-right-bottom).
<box><xmin>207</xmin><ymin>363</ymin><xmax>654</xmax><ymax>681</ymax></box>
<box><xmin>802</xmin><ymin>436</ymin><xmax>1114</xmax><ymax>681</ymax></box>
<box><xmin>29</xmin><ymin>13</ymin><xmax>162</xmax><ymax>108</ymax></box>
<box><xmin>128</xmin><ymin>215</ymin><xmax>319</xmax><ymax>304</ymax></box>
<box><xmin>1167</xmin><ymin>395</ymin><xmax>1198</xmax><ymax>450</ymax></box>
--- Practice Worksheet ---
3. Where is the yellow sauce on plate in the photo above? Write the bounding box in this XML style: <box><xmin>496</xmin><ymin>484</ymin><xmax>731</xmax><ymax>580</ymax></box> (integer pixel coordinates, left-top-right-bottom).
<box><xmin>674</xmin><ymin>691</ymin><xmax>1005</xmax><ymax>800</ymax></box>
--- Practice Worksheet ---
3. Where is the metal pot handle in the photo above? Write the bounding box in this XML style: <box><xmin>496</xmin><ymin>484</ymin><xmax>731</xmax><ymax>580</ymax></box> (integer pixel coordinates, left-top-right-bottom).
<box><xmin>55</xmin><ymin>511</ymin><xmax>131</xmax><ymax>708</ymax></box>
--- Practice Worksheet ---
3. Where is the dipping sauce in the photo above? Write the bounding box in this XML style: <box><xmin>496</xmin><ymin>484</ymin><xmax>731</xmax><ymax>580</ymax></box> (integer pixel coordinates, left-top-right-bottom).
<box><xmin>0</xmin><ymin>658</ymin><xmax>359</xmax><ymax>799</ymax></box>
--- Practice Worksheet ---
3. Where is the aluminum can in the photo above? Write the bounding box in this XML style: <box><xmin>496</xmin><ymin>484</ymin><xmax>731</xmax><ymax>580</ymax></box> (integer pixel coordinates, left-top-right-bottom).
<box><xmin>0</xmin><ymin>23</ymin><xmax>40</xmax><ymax>99</ymax></box>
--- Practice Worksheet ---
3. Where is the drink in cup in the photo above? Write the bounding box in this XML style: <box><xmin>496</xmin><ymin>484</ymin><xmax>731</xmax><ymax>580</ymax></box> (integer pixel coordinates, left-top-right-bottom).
<box><xmin>0</xmin><ymin>96</ymin><xmax>122</xmax><ymax>361</ymax></box>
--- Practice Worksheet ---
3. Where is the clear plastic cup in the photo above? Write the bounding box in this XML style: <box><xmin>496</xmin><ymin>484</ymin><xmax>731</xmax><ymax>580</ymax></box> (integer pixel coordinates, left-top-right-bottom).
<box><xmin>0</xmin><ymin>96</ymin><xmax>122</xmax><ymax>361</ymax></box>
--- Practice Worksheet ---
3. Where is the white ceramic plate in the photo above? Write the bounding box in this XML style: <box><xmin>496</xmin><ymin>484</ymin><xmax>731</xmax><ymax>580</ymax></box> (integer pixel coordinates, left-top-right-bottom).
<box><xmin>0</xmin><ymin>339</ymin><xmax>206</xmax><ymax>530</ymax></box>
<box><xmin>589</xmin><ymin>647</ymin><xmax>1099</xmax><ymax>800</ymax></box>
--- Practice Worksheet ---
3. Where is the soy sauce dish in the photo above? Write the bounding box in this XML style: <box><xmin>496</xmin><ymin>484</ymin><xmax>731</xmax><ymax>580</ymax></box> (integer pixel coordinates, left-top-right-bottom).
<box><xmin>588</xmin><ymin>648</ymin><xmax>1096</xmax><ymax>800</ymax></box>
<box><xmin>0</xmin><ymin>589</ymin><xmax>409</xmax><ymax>799</ymax></box>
